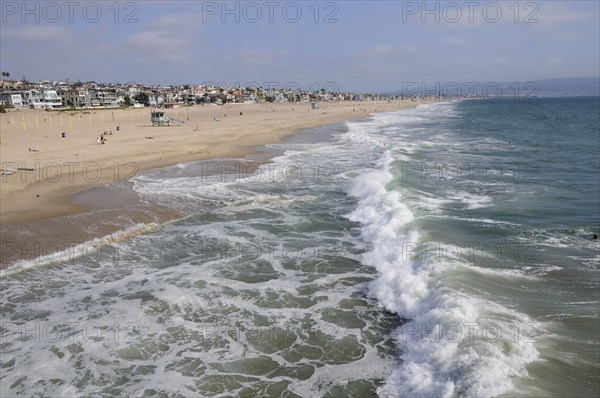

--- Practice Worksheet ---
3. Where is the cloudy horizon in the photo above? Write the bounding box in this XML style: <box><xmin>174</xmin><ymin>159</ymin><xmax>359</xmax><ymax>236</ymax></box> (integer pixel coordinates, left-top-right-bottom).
<box><xmin>1</xmin><ymin>1</ymin><xmax>598</xmax><ymax>92</ymax></box>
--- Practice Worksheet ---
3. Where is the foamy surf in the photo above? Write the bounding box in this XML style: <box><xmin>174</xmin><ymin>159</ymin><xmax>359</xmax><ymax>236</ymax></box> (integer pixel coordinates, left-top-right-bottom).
<box><xmin>1</xmin><ymin>223</ymin><xmax>160</xmax><ymax>277</ymax></box>
<box><xmin>2</xmin><ymin>98</ymin><xmax>597</xmax><ymax>397</ymax></box>
<box><xmin>346</xmin><ymin>150</ymin><xmax>540</xmax><ymax>397</ymax></box>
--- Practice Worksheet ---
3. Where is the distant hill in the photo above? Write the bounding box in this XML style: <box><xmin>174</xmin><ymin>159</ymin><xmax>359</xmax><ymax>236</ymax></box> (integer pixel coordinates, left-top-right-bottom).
<box><xmin>533</xmin><ymin>77</ymin><xmax>600</xmax><ymax>97</ymax></box>
<box><xmin>388</xmin><ymin>77</ymin><xmax>600</xmax><ymax>97</ymax></box>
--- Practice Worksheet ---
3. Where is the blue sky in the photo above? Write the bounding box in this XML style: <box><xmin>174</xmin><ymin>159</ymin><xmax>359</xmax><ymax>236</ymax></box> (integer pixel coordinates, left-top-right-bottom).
<box><xmin>1</xmin><ymin>1</ymin><xmax>598</xmax><ymax>92</ymax></box>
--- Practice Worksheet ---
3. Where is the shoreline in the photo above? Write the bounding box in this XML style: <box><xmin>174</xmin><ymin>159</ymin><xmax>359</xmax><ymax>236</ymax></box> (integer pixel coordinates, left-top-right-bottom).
<box><xmin>1</xmin><ymin>100</ymin><xmax>424</xmax><ymax>224</ymax></box>
<box><xmin>0</xmin><ymin>100</ymin><xmax>427</xmax><ymax>268</ymax></box>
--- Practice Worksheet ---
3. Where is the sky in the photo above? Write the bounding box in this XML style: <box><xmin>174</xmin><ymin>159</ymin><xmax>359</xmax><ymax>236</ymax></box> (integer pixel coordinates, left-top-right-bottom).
<box><xmin>0</xmin><ymin>0</ymin><xmax>599</xmax><ymax>92</ymax></box>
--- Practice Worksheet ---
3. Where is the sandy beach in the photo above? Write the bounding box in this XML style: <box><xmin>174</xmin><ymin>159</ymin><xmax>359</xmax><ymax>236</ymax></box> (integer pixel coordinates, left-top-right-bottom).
<box><xmin>1</xmin><ymin>100</ymin><xmax>423</xmax><ymax>225</ymax></box>
<box><xmin>0</xmin><ymin>100</ymin><xmax>427</xmax><ymax>267</ymax></box>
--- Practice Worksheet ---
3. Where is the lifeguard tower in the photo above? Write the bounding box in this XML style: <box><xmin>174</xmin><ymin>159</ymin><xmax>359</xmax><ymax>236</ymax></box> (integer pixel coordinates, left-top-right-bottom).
<box><xmin>150</xmin><ymin>111</ymin><xmax>184</xmax><ymax>126</ymax></box>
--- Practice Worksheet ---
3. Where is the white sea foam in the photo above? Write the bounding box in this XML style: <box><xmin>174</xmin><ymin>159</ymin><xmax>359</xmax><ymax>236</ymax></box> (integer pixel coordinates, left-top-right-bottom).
<box><xmin>1</xmin><ymin>223</ymin><xmax>160</xmax><ymax>277</ymax></box>
<box><xmin>429</xmin><ymin>215</ymin><xmax>521</xmax><ymax>227</ymax></box>
<box><xmin>345</xmin><ymin>150</ymin><xmax>540</xmax><ymax>398</ymax></box>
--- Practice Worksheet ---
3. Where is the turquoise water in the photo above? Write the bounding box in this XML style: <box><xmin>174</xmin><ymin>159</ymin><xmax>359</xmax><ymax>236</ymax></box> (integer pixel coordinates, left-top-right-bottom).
<box><xmin>1</xmin><ymin>97</ymin><xmax>598</xmax><ymax>397</ymax></box>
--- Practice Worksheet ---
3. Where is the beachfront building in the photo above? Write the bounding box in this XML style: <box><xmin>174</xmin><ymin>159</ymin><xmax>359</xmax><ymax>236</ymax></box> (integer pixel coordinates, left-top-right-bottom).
<box><xmin>164</xmin><ymin>92</ymin><xmax>184</xmax><ymax>105</ymax></box>
<box><xmin>188</xmin><ymin>87</ymin><xmax>205</xmax><ymax>100</ymax></box>
<box><xmin>90</xmin><ymin>90</ymin><xmax>119</xmax><ymax>108</ymax></box>
<box><xmin>283</xmin><ymin>90</ymin><xmax>301</xmax><ymax>102</ymax></box>
<box><xmin>273</xmin><ymin>92</ymin><xmax>286</xmax><ymax>102</ymax></box>
<box><xmin>41</xmin><ymin>90</ymin><xmax>63</xmax><ymax>108</ymax></box>
<box><xmin>21</xmin><ymin>89</ymin><xmax>63</xmax><ymax>109</ymax></box>
<box><xmin>154</xmin><ymin>95</ymin><xmax>166</xmax><ymax>107</ymax></box>
<box><xmin>60</xmin><ymin>89</ymin><xmax>92</xmax><ymax>108</ymax></box>
<box><xmin>22</xmin><ymin>90</ymin><xmax>43</xmax><ymax>108</ymax></box>
<box><xmin>0</xmin><ymin>92</ymin><xmax>24</xmax><ymax>107</ymax></box>
<box><xmin>243</xmin><ymin>93</ymin><xmax>258</xmax><ymax>103</ymax></box>
<box><xmin>181</xmin><ymin>93</ymin><xmax>202</xmax><ymax>105</ymax></box>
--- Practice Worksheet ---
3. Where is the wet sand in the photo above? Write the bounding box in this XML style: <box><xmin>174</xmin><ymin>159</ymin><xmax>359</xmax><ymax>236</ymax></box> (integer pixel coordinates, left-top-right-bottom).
<box><xmin>0</xmin><ymin>100</ymin><xmax>427</xmax><ymax>268</ymax></box>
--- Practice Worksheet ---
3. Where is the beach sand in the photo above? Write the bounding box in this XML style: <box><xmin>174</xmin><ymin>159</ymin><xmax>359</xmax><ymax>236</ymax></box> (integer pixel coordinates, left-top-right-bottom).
<box><xmin>0</xmin><ymin>100</ymin><xmax>425</xmax><ymax>267</ymax></box>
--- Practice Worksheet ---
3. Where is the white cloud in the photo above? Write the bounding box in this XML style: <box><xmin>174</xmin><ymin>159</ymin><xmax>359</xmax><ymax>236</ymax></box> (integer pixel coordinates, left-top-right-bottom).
<box><xmin>441</xmin><ymin>37</ymin><xmax>468</xmax><ymax>46</ymax></box>
<box><xmin>151</xmin><ymin>13</ymin><xmax>203</xmax><ymax>31</ymax></box>
<box><xmin>1</xmin><ymin>25</ymin><xmax>72</xmax><ymax>43</ymax></box>
<box><xmin>236</xmin><ymin>49</ymin><xmax>289</xmax><ymax>68</ymax></box>
<box><xmin>117</xmin><ymin>13</ymin><xmax>206</xmax><ymax>64</ymax></box>
<box><xmin>536</xmin><ymin>3</ymin><xmax>596</xmax><ymax>27</ymax></box>
<box><xmin>120</xmin><ymin>30</ymin><xmax>193</xmax><ymax>63</ymax></box>
<box><xmin>360</xmin><ymin>44</ymin><xmax>414</xmax><ymax>57</ymax></box>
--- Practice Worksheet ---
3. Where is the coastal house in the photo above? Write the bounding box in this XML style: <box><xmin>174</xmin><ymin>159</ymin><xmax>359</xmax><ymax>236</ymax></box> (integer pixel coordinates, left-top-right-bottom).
<box><xmin>182</xmin><ymin>93</ymin><xmax>201</xmax><ymax>105</ymax></box>
<box><xmin>90</xmin><ymin>90</ymin><xmax>119</xmax><ymax>108</ymax></box>
<box><xmin>22</xmin><ymin>89</ymin><xmax>63</xmax><ymax>109</ymax></box>
<box><xmin>165</xmin><ymin>92</ymin><xmax>177</xmax><ymax>103</ymax></box>
<box><xmin>243</xmin><ymin>93</ymin><xmax>258</xmax><ymax>103</ymax></box>
<box><xmin>189</xmin><ymin>88</ymin><xmax>204</xmax><ymax>97</ymax></box>
<box><xmin>284</xmin><ymin>91</ymin><xmax>301</xmax><ymax>102</ymax></box>
<box><xmin>22</xmin><ymin>90</ymin><xmax>42</xmax><ymax>108</ymax></box>
<box><xmin>41</xmin><ymin>90</ymin><xmax>63</xmax><ymax>108</ymax></box>
<box><xmin>274</xmin><ymin>92</ymin><xmax>286</xmax><ymax>102</ymax></box>
<box><xmin>127</xmin><ymin>87</ymin><xmax>141</xmax><ymax>96</ymax></box>
<box><xmin>101</xmin><ymin>91</ymin><xmax>119</xmax><ymax>108</ymax></box>
<box><xmin>0</xmin><ymin>80</ymin><xmax>24</xmax><ymax>90</ymax></box>
<box><xmin>147</xmin><ymin>94</ymin><xmax>165</xmax><ymax>107</ymax></box>
<box><xmin>60</xmin><ymin>89</ymin><xmax>92</xmax><ymax>108</ymax></box>
<box><xmin>0</xmin><ymin>91</ymin><xmax>24</xmax><ymax>107</ymax></box>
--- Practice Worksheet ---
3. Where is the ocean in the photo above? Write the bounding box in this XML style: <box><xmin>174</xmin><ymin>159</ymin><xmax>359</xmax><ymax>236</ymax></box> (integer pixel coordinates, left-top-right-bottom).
<box><xmin>1</xmin><ymin>97</ymin><xmax>599</xmax><ymax>397</ymax></box>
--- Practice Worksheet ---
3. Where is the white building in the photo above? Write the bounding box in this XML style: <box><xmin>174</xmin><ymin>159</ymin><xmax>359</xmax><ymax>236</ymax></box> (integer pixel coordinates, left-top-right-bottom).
<box><xmin>22</xmin><ymin>90</ymin><xmax>43</xmax><ymax>108</ymax></box>
<box><xmin>22</xmin><ymin>90</ymin><xmax>63</xmax><ymax>109</ymax></box>
<box><xmin>0</xmin><ymin>92</ymin><xmax>24</xmax><ymax>107</ymax></box>
<box><xmin>149</xmin><ymin>95</ymin><xmax>165</xmax><ymax>107</ymax></box>
<box><xmin>41</xmin><ymin>90</ymin><xmax>63</xmax><ymax>108</ymax></box>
